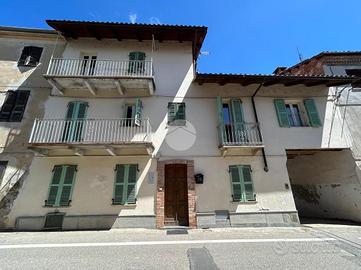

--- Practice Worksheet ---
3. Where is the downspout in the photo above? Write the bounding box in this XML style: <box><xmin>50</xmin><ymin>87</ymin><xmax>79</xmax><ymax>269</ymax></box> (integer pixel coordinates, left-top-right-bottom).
<box><xmin>251</xmin><ymin>83</ymin><xmax>269</xmax><ymax>172</ymax></box>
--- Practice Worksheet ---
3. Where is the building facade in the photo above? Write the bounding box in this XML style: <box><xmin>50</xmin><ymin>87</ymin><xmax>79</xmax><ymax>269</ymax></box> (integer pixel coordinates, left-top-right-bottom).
<box><xmin>0</xmin><ymin>21</ymin><xmax>357</xmax><ymax>230</ymax></box>
<box><xmin>0</xmin><ymin>26</ymin><xmax>64</xmax><ymax>228</ymax></box>
<box><xmin>277</xmin><ymin>52</ymin><xmax>361</xmax><ymax>223</ymax></box>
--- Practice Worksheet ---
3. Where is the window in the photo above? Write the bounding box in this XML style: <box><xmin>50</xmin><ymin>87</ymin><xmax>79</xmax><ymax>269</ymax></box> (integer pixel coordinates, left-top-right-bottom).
<box><xmin>229</xmin><ymin>165</ymin><xmax>255</xmax><ymax>202</ymax></box>
<box><xmin>123</xmin><ymin>98</ymin><xmax>143</xmax><ymax>126</ymax></box>
<box><xmin>0</xmin><ymin>161</ymin><xmax>8</xmax><ymax>186</ymax></box>
<box><xmin>168</xmin><ymin>102</ymin><xmax>185</xmax><ymax>126</ymax></box>
<box><xmin>62</xmin><ymin>101</ymin><xmax>88</xmax><ymax>143</ymax></box>
<box><xmin>346</xmin><ymin>69</ymin><xmax>361</xmax><ymax>88</ymax></box>
<box><xmin>216</xmin><ymin>97</ymin><xmax>247</xmax><ymax>144</ymax></box>
<box><xmin>0</xmin><ymin>90</ymin><xmax>30</xmax><ymax>122</ymax></box>
<box><xmin>45</xmin><ymin>165</ymin><xmax>77</xmax><ymax>207</ymax></box>
<box><xmin>128</xmin><ymin>51</ymin><xmax>146</xmax><ymax>74</ymax></box>
<box><xmin>274</xmin><ymin>99</ymin><xmax>321</xmax><ymax>127</ymax></box>
<box><xmin>222</xmin><ymin>104</ymin><xmax>232</xmax><ymax>124</ymax></box>
<box><xmin>113</xmin><ymin>164</ymin><xmax>138</xmax><ymax>205</ymax></box>
<box><xmin>81</xmin><ymin>55</ymin><xmax>97</xmax><ymax>75</ymax></box>
<box><xmin>285</xmin><ymin>103</ymin><xmax>303</xmax><ymax>127</ymax></box>
<box><xmin>43</xmin><ymin>212</ymin><xmax>65</xmax><ymax>230</ymax></box>
<box><xmin>18</xmin><ymin>46</ymin><xmax>43</xmax><ymax>67</ymax></box>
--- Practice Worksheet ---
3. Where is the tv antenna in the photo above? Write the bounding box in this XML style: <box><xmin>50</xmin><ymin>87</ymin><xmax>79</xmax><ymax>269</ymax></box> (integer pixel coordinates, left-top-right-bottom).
<box><xmin>296</xmin><ymin>47</ymin><xmax>303</xmax><ymax>61</ymax></box>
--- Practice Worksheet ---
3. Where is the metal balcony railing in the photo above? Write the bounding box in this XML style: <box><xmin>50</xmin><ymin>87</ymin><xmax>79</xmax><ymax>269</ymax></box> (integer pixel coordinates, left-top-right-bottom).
<box><xmin>46</xmin><ymin>58</ymin><xmax>154</xmax><ymax>78</ymax></box>
<box><xmin>218</xmin><ymin>122</ymin><xmax>263</xmax><ymax>146</ymax></box>
<box><xmin>29</xmin><ymin>118</ymin><xmax>152</xmax><ymax>145</ymax></box>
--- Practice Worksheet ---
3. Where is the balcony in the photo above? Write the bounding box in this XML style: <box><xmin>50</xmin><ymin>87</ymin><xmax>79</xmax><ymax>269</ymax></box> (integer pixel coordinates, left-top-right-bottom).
<box><xmin>218</xmin><ymin>122</ymin><xmax>264</xmax><ymax>156</ymax></box>
<box><xmin>44</xmin><ymin>58</ymin><xmax>155</xmax><ymax>97</ymax></box>
<box><xmin>28</xmin><ymin>118</ymin><xmax>153</xmax><ymax>156</ymax></box>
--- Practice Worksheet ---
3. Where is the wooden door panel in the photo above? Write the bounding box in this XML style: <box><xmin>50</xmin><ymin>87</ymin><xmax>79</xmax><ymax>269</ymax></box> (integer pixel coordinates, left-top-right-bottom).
<box><xmin>164</xmin><ymin>164</ymin><xmax>189</xmax><ymax>226</ymax></box>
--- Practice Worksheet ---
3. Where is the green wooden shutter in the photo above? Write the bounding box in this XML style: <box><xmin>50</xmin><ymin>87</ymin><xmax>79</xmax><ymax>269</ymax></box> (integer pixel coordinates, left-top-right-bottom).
<box><xmin>46</xmin><ymin>165</ymin><xmax>76</xmax><ymax>207</ymax></box>
<box><xmin>241</xmin><ymin>166</ymin><xmax>255</xmax><ymax>201</ymax></box>
<box><xmin>113</xmin><ymin>165</ymin><xmax>126</xmax><ymax>204</ymax></box>
<box><xmin>66</xmin><ymin>102</ymin><xmax>76</xmax><ymax>120</ymax></box>
<box><xmin>59</xmin><ymin>165</ymin><xmax>76</xmax><ymax>206</ymax></box>
<box><xmin>46</xmin><ymin>166</ymin><xmax>63</xmax><ymax>206</ymax></box>
<box><xmin>64</xmin><ymin>101</ymin><xmax>88</xmax><ymax>142</ymax></box>
<box><xmin>304</xmin><ymin>99</ymin><xmax>321</xmax><ymax>127</ymax></box>
<box><xmin>113</xmin><ymin>164</ymin><xmax>138</xmax><ymax>204</ymax></box>
<box><xmin>168</xmin><ymin>102</ymin><xmax>177</xmax><ymax>124</ymax></box>
<box><xmin>216</xmin><ymin>97</ymin><xmax>226</xmax><ymax>145</ymax></box>
<box><xmin>134</xmin><ymin>98</ymin><xmax>143</xmax><ymax>126</ymax></box>
<box><xmin>176</xmin><ymin>103</ymin><xmax>185</xmax><ymax>121</ymax></box>
<box><xmin>274</xmin><ymin>99</ymin><xmax>290</xmax><ymax>127</ymax></box>
<box><xmin>9</xmin><ymin>91</ymin><xmax>30</xmax><ymax>122</ymax></box>
<box><xmin>76</xmin><ymin>102</ymin><xmax>88</xmax><ymax>119</ymax></box>
<box><xmin>229</xmin><ymin>165</ymin><xmax>242</xmax><ymax>201</ymax></box>
<box><xmin>230</xmin><ymin>99</ymin><xmax>247</xmax><ymax>143</ymax></box>
<box><xmin>126</xmin><ymin>165</ymin><xmax>138</xmax><ymax>204</ymax></box>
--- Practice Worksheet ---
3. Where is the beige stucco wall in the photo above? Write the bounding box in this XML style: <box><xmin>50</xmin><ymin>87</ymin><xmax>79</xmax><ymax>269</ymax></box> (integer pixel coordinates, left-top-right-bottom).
<box><xmin>6</xmin><ymin>156</ymin><xmax>156</xmax><ymax>226</ymax></box>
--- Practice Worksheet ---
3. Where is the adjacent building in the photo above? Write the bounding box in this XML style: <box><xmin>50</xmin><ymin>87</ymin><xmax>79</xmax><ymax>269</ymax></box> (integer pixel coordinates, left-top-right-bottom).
<box><xmin>0</xmin><ymin>20</ymin><xmax>358</xmax><ymax>230</ymax></box>
<box><xmin>0</xmin><ymin>26</ymin><xmax>64</xmax><ymax>228</ymax></box>
<box><xmin>275</xmin><ymin>52</ymin><xmax>361</xmax><ymax>222</ymax></box>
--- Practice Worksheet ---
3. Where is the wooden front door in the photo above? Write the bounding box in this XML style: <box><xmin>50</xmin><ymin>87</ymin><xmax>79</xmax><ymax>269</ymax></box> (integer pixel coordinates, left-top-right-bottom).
<box><xmin>164</xmin><ymin>164</ymin><xmax>189</xmax><ymax>226</ymax></box>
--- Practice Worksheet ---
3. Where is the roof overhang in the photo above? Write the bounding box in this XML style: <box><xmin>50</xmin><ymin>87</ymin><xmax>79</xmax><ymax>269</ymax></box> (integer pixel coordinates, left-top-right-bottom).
<box><xmin>195</xmin><ymin>73</ymin><xmax>358</xmax><ymax>87</ymax></box>
<box><xmin>46</xmin><ymin>20</ymin><xmax>207</xmax><ymax>60</ymax></box>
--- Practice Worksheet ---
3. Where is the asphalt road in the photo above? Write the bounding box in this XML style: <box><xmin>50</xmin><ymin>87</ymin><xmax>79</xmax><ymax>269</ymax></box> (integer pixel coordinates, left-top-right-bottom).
<box><xmin>1</xmin><ymin>224</ymin><xmax>361</xmax><ymax>269</ymax></box>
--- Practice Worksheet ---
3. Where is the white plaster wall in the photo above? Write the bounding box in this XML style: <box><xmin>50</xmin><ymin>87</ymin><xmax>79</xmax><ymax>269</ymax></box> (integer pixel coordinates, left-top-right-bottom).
<box><xmin>60</xmin><ymin>39</ymin><xmax>194</xmax><ymax>97</ymax></box>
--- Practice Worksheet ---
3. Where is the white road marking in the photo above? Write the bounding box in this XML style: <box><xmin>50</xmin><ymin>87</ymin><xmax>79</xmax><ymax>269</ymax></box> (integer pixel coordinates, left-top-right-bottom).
<box><xmin>0</xmin><ymin>238</ymin><xmax>336</xmax><ymax>249</ymax></box>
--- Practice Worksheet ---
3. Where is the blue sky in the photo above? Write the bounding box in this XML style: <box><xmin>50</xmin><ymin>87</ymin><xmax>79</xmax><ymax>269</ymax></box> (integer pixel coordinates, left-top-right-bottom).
<box><xmin>1</xmin><ymin>0</ymin><xmax>360</xmax><ymax>74</ymax></box>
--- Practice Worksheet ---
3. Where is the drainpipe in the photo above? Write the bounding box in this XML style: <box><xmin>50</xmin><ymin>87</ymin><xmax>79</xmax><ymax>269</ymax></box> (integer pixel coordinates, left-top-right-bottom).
<box><xmin>251</xmin><ymin>83</ymin><xmax>269</xmax><ymax>172</ymax></box>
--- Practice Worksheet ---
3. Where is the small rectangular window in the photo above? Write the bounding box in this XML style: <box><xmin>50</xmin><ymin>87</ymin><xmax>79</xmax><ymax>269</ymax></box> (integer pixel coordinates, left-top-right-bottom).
<box><xmin>43</xmin><ymin>212</ymin><xmax>65</xmax><ymax>230</ymax></box>
<box><xmin>113</xmin><ymin>164</ymin><xmax>138</xmax><ymax>205</ymax></box>
<box><xmin>45</xmin><ymin>165</ymin><xmax>77</xmax><ymax>207</ymax></box>
<box><xmin>275</xmin><ymin>99</ymin><xmax>320</xmax><ymax>128</ymax></box>
<box><xmin>168</xmin><ymin>102</ymin><xmax>186</xmax><ymax>126</ymax></box>
<box><xmin>0</xmin><ymin>90</ymin><xmax>30</xmax><ymax>122</ymax></box>
<box><xmin>18</xmin><ymin>46</ymin><xmax>43</xmax><ymax>67</ymax></box>
<box><xmin>229</xmin><ymin>165</ymin><xmax>255</xmax><ymax>202</ymax></box>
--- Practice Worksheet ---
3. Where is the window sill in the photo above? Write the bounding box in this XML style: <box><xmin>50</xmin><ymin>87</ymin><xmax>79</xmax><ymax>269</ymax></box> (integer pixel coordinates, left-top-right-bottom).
<box><xmin>111</xmin><ymin>203</ymin><xmax>137</xmax><ymax>207</ymax></box>
<box><xmin>231</xmin><ymin>200</ymin><xmax>257</xmax><ymax>205</ymax></box>
<box><xmin>43</xmin><ymin>205</ymin><xmax>71</xmax><ymax>208</ymax></box>
<box><xmin>17</xmin><ymin>64</ymin><xmax>38</xmax><ymax>68</ymax></box>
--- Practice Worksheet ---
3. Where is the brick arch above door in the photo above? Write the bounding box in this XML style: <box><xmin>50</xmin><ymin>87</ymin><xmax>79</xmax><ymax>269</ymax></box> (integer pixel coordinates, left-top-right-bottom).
<box><xmin>156</xmin><ymin>160</ymin><xmax>196</xmax><ymax>228</ymax></box>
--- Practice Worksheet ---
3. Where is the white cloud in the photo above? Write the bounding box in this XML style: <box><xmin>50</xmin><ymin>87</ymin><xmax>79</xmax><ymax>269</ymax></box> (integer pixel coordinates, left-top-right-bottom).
<box><xmin>129</xmin><ymin>13</ymin><xmax>137</xmax><ymax>24</ymax></box>
<box><xmin>150</xmin><ymin>17</ymin><xmax>161</xmax><ymax>24</ymax></box>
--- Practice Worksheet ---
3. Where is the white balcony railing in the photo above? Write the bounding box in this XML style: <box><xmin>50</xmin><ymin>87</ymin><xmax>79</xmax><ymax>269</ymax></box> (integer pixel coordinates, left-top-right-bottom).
<box><xmin>29</xmin><ymin>118</ymin><xmax>152</xmax><ymax>145</ymax></box>
<box><xmin>46</xmin><ymin>58</ymin><xmax>154</xmax><ymax>78</ymax></box>
<box><xmin>218</xmin><ymin>122</ymin><xmax>263</xmax><ymax>146</ymax></box>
